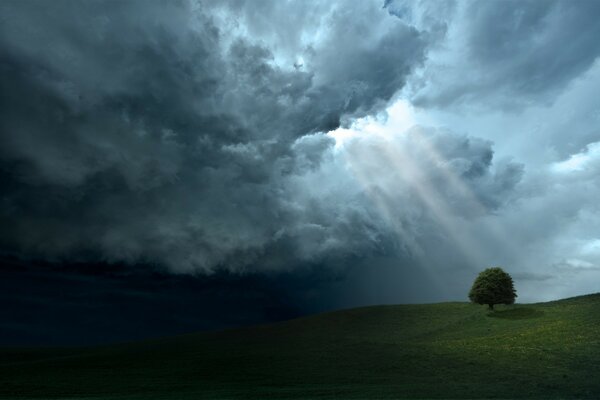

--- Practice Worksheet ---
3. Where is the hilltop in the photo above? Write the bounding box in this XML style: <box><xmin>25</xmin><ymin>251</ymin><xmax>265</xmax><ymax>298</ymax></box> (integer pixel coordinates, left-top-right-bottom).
<box><xmin>1</xmin><ymin>294</ymin><xmax>600</xmax><ymax>399</ymax></box>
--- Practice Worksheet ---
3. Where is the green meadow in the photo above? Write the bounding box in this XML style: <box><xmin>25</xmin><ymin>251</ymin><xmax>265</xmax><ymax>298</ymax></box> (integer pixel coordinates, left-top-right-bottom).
<box><xmin>1</xmin><ymin>294</ymin><xmax>599</xmax><ymax>399</ymax></box>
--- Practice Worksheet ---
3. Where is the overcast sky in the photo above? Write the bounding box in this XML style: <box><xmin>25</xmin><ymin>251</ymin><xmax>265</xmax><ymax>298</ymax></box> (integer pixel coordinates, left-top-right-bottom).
<box><xmin>1</xmin><ymin>0</ymin><xmax>600</xmax><ymax>343</ymax></box>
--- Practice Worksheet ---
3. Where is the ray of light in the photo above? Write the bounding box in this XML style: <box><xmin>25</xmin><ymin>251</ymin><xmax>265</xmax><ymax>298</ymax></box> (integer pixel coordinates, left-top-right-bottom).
<box><xmin>329</xmin><ymin>101</ymin><xmax>520</xmax><ymax>283</ymax></box>
<box><xmin>407</xmin><ymin>126</ymin><xmax>523</xmax><ymax>265</ymax></box>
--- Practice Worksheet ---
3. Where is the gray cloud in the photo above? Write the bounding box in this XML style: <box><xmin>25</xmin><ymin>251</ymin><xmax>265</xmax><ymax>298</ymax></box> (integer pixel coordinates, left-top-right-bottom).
<box><xmin>0</xmin><ymin>0</ymin><xmax>523</xmax><ymax>279</ymax></box>
<box><xmin>511</xmin><ymin>272</ymin><xmax>554</xmax><ymax>282</ymax></box>
<box><xmin>406</xmin><ymin>0</ymin><xmax>600</xmax><ymax>108</ymax></box>
<box><xmin>0</xmin><ymin>0</ymin><xmax>434</xmax><ymax>272</ymax></box>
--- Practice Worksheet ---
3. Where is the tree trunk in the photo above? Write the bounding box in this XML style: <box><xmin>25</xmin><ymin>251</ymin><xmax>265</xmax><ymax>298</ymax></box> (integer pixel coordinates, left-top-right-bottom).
<box><xmin>488</xmin><ymin>303</ymin><xmax>494</xmax><ymax>310</ymax></box>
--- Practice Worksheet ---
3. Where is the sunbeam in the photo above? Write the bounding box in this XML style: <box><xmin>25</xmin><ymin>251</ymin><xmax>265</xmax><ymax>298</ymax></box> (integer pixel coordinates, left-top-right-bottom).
<box><xmin>328</xmin><ymin>100</ymin><xmax>518</xmax><ymax>279</ymax></box>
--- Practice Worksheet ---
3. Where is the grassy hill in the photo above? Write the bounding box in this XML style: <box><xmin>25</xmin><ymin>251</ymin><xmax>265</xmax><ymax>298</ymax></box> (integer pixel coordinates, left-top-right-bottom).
<box><xmin>1</xmin><ymin>294</ymin><xmax>600</xmax><ymax>399</ymax></box>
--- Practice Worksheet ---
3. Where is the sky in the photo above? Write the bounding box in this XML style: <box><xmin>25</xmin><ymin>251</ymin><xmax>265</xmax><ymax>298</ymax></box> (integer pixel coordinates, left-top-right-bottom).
<box><xmin>1</xmin><ymin>0</ymin><xmax>600</xmax><ymax>344</ymax></box>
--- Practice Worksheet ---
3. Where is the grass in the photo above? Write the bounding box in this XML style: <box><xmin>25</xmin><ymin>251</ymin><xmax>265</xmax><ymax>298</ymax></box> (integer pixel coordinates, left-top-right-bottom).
<box><xmin>1</xmin><ymin>294</ymin><xmax>600</xmax><ymax>399</ymax></box>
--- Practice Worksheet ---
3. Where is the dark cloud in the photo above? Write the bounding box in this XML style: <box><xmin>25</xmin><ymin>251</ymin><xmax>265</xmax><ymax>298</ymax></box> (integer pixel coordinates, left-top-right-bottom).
<box><xmin>553</xmin><ymin>260</ymin><xmax>600</xmax><ymax>274</ymax></box>
<box><xmin>0</xmin><ymin>0</ymin><xmax>528</xmax><ymax>302</ymax></box>
<box><xmin>512</xmin><ymin>272</ymin><xmax>554</xmax><ymax>282</ymax></box>
<box><xmin>0</xmin><ymin>0</ymin><xmax>432</xmax><ymax>272</ymax></box>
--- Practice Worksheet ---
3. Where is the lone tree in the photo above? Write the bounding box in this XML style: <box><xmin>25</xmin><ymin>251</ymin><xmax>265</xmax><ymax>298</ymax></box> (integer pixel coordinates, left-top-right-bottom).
<box><xmin>469</xmin><ymin>267</ymin><xmax>516</xmax><ymax>310</ymax></box>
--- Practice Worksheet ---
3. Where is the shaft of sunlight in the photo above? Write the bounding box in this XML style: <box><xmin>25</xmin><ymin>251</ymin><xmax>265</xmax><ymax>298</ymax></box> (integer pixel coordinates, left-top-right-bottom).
<box><xmin>328</xmin><ymin>99</ymin><xmax>518</xmax><ymax>276</ymax></box>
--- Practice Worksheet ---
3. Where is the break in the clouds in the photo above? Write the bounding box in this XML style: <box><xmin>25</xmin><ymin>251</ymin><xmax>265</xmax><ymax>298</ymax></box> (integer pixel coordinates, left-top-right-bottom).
<box><xmin>1</xmin><ymin>0</ymin><xmax>599</xmax><ymax>304</ymax></box>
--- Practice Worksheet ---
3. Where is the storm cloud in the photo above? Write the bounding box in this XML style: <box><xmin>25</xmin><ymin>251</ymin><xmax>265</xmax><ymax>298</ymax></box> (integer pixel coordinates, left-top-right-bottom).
<box><xmin>0</xmin><ymin>0</ymin><xmax>434</xmax><ymax>272</ymax></box>
<box><xmin>0</xmin><ymin>0</ymin><xmax>528</xmax><ymax>279</ymax></box>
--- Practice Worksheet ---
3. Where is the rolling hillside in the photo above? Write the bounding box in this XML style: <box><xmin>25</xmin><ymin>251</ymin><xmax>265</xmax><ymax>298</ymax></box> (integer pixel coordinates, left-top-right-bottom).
<box><xmin>1</xmin><ymin>294</ymin><xmax>600</xmax><ymax>399</ymax></box>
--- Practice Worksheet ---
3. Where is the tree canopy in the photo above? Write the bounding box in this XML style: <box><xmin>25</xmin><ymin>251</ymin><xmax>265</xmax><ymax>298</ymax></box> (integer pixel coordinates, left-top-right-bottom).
<box><xmin>469</xmin><ymin>267</ymin><xmax>517</xmax><ymax>310</ymax></box>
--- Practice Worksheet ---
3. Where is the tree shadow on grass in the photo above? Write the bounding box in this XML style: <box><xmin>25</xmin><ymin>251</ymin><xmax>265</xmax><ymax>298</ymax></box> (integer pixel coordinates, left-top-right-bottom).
<box><xmin>487</xmin><ymin>308</ymin><xmax>545</xmax><ymax>320</ymax></box>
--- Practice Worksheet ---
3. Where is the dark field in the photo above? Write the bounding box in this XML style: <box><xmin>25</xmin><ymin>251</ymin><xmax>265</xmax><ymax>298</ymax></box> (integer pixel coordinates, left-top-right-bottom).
<box><xmin>2</xmin><ymin>294</ymin><xmax>600</xmax><ymax>399</ymax></box>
